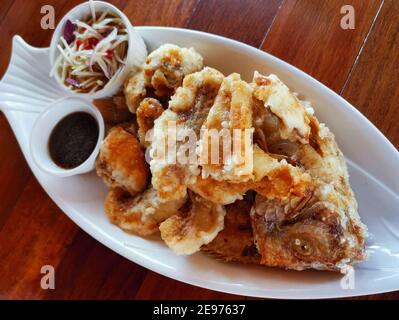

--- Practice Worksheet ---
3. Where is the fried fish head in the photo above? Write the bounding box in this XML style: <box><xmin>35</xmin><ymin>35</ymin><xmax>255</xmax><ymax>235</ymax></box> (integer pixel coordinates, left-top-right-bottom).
<box><xmin>251</xmin><ymin>112</ymin><xmax>366</xmax><ymax>272</ymax></box>
<box><xmin>96</xmin><ymin>127</ymin><xmax>149</xmax><ymax>195</ymax></box>
<box><xmin>159</xmin><ymin>191</ymin><xmax>226</xmax><ymax>255</ymax></box>
<box><xmin>105</xmin><ymin>187</ymin><xmax>187</xmax><ymax>236</ymax></box>
<box><xmin>251</xmin><ymin>191</ymin><xmax>366</xmax><ymax>272</ymax></box>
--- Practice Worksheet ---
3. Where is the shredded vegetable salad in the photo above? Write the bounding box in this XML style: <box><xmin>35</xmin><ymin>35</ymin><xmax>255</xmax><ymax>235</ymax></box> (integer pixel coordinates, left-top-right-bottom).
<box><xmin>51</xmin><ymin>2</ymin><xmax>128</xmax><ymax>93</ymax></box>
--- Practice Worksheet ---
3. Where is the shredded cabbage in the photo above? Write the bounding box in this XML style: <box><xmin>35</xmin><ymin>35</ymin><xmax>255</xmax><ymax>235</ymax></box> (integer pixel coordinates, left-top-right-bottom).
<box><xmin>51</xmin><ymin>1</ymin><xmax>128</xmax><ymax>93</ymax></box>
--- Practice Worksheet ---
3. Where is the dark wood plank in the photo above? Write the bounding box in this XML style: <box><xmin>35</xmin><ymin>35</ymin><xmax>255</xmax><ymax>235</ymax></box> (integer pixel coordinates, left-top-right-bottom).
<box><xmin>0</xmin><ymin>178</ymin><xmax>78</xmax><ymax>299</ymax></box>
<box><xmin>341</xmin><ymin>0</ymin><xmax>399</xmax><ymax>148</ymax></box>
<box><xmin>135</xmin><ymin>272</ymin><xmax>245</xmax><ymax>300</ymax></box>
<box><xmin>0</xmin><ymin>0</ymin><xmax>13</xmax><ymax>23</ymax></box>
<box><xmin>43</xmin><ymin>229</ymin><xmax>147</xmax><ymax>300</ymax></box>
<box><xmin>123</xmin><ymin>0</ymin><xmax>199</xmax><ymax>27</ymax></box>
<box><xmin>0</xmin><ymin>115</ymin><xmax>31</xmax><ymax>231</ymax></box>
<box><xmin>261</xmin><ymin>0</ymin><xmax>383</xmax><ymax>92</ymax></box>
<box><xmin>187</xmin><ymin>0</ymin><xmax>283</xmax><ymax>47</ymax></box>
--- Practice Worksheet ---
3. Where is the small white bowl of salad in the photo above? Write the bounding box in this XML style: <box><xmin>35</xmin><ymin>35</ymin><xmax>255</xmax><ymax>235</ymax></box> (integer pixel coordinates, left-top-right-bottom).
<box><xmin>49</xmin><ymin>0</ymin><xmax>147</xmax><ymax>99</ymax></box>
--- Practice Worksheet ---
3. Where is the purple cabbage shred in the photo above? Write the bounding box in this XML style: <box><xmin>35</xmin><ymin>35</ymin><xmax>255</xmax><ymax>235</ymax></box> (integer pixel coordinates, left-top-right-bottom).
<box><xmin>63</xmin><ymin>20</ymin><xmax>76</xmax><ymax>44</ymax></box>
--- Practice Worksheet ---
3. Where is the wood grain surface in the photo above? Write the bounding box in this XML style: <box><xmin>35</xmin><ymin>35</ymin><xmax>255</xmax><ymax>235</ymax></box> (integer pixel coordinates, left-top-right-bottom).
<box><xmin>0</xmin><ymin>0</ymin><xmax>397</xmax><ymax>300</ymax></box>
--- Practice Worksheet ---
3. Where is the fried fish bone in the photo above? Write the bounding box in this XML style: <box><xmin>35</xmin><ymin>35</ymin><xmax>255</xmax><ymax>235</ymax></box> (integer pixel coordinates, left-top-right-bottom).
<box><xmin>96</xmin><ymin>127</ymin><xmax>149</xmax><ymax>195</ymax></box>
<box><xmin>150</xmin><ymin>67</ymin><xmax>225</xmax><ymax>201</ymax></box>
<box><xmin>199</xmin><ymin>73</ymin><xmax>254</xmax><ymax>182</ymax></box>
<box><xmin>202</xmin><ymin>198</ymin><xmax>260</xmax><ymax>264</ymax></box>
<box><xmin>105</xmin><ymin>187</ymin><xmax>187</xmax><ymax>236</ymax></box>
<box><xmin>250</xmin><ymin>112</ymin><xmax>367</xmax><ymax>272</ymax></box>
<box><xmin>124</xmin><ymin>44</ymin><xmax>204</xmax><ymax>112</ymax></box>
<box><xmin>159</xmin><ymin>191</ymin><xmax>226</xmax><ymax>255</ymax></box>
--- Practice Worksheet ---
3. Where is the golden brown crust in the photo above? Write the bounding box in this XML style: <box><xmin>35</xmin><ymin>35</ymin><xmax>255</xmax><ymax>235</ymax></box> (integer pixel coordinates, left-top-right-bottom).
<box><xmin>159</xmin><ymin>191</ymin><xmax>225</xmax><ymax>255</ymax></box>
<box><xmin>136</xmin><ymin>98</ymin><xmax>164</xmax><ymax>148</ymax></box>
<box><xmin>145</xmin><ymin>44</ymin><xmax>204</xmax><ymax>97</ymax></box>
<box><xmin>124</xmin><ymin>44</ymin><xmax>204</xmax><ymax>112</ymax></box>
<box><xmin>105</xmin><ymin>187</ymin><xmax>186</xmax><ymax>236</ymax></box>
<box><xmin>151</xmin><ymin>68</ymin><xmax>225</xmax><ymax>201</ymax></box>
<box><xmin>96</xmin><ymin>127</ymin><xmax>149</xmax><ymax>195</ymax></box>
<box><xmin>199</xmin><ymin>73</ymin><xmax>254</xmax><ymax>182</ymax></box>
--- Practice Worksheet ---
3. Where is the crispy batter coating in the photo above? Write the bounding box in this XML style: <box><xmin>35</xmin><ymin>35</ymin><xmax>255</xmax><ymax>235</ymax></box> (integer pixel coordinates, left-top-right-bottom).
<box><xmin>199</xmin><ymin>73</ymin><xmax>254</xmax><ymax>182</ymax></box>
<box><xmin>145</xmin><ymin>44</ymin><xmax>204</xmax><ymax>97</ymax></box>
<box><xmin>136</xmin><ymin>98</ymin><xmax>164</xmax><ymax>148</ymax></box>
<box><xmin>189</xmin><ymin>71</ymin><xmax>312</xmax><ymax>205</ymax></box>
<box><xmin>124</xmin><ymin>70</ymin><xmax>146</xmax><ymax>113</ymax></box>
<box><xmin>151</xmin><ymin>67</ymin><xmax>224</xmax><ymax>201</ymax></box>
<box><xmin>124</xmin><ymin>44</ymin><xmax>204</xmax><ymax>112</ymax></box>
<box><xmin>159</xmin><ymin>191</ymin><xmax>226</xmax><ymax>255</ymax></box>
<box><xmin>190</xmin><ymin>145</ymin><xmax>312</xmax><ymax>205</ymax></box>
<box><xmin>105</xmin><ymin>187</ymin><xmax>186</xmax><ymax>236</ymax></box>
<box><xmin>96</xmin><ymin>127</ymin><xmax>149</xmax><ymax>195</ymax></box>
<box><xmin>252</xmin><ymin>72</ymin><xmax>310</xmax><ymax>144</ymax></box>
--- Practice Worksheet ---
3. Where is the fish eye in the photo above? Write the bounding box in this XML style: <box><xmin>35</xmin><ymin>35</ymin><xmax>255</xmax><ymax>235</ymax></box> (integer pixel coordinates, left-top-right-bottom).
<box><xmin>293</xmin><ymin>238</ymin><xmax>313</xmax><ymax>256</ymax></box>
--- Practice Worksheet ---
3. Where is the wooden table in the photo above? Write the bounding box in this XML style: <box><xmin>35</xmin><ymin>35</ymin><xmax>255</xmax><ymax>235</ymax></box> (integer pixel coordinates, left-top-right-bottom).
<box><xmin>0</xmin><ymin>0</ymin><xmax>398</xmax><ymax>300</ymax></box>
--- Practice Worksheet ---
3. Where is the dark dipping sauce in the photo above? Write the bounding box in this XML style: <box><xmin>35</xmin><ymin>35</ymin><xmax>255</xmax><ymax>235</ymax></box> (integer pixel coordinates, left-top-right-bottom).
<box><xmin>49</xmin><ymin>112</ymin><xmax>99</xmax><ymax>169</ymax></box>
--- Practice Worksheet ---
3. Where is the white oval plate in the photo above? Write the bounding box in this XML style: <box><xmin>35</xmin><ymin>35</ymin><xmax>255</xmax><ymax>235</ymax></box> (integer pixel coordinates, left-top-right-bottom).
<box><xmin>1</xmin><ymin>27</ymin><xmax>399</xmax><ymax>299</ymax></box>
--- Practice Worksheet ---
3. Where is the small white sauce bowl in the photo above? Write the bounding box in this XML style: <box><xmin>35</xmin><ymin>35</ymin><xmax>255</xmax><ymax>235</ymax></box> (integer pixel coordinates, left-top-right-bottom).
<box><xmin>30</xmin><ymin>98</ymin><xmax>105</xmax><ymax>177</ymax></box>
<box><xmin>49</xmin><ymin>0</ymin><xmax>147</xmax><ymax>99</ymax></box>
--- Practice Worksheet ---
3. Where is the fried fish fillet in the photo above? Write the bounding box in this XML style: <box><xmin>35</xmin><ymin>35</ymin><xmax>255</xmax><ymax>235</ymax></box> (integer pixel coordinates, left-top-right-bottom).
<box><xmin>159</xmin><ymin>191</ymin><xmax>226</xmax><ymax>255</ymax></box>
<box><xmin>190</xmin><ymin>71</ymin><xmax>312</xmax><ymax>205</ymax></box>
<box><xmin>96</xmin><ymin>127</ymin><xmax>149</xmax><ymax>195</ymax></box>
<box><xmin>250</xmin><ymin>73</ymin><xmax>367</xmax><ymax>272</ymax></box>
<box><xmin>150</xmin><ymin>67</ymin><xmax>224</xmax><ymax>201</ymax></box>
<box><xmin>202</xmin><ymin>198</ymin><xmax>260</xmax><ymax>264</ymax></box>
<box><xmin>105</xmin><ymin>187</ymin><xmax>186</xmax><ymax>236</ymax></box>
<box><xmin>124</xmin><ymin>44</ymin><xmax>204</xmax><ymax>112</ymax></box>
<box><xmin>150</xmin><ymin>68</ymin><xmax>312</xmax><ymax>205</ymax></box>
